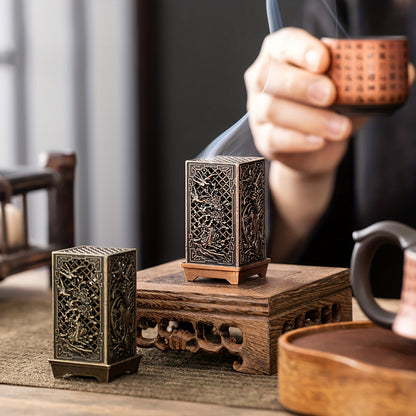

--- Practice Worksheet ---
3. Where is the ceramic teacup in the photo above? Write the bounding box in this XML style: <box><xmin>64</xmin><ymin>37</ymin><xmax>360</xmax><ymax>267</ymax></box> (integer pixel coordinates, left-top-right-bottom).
<box><xmin>322</xmin><ymin>36</ymin><xmax>409</xmax><ymax>116</ymax></box>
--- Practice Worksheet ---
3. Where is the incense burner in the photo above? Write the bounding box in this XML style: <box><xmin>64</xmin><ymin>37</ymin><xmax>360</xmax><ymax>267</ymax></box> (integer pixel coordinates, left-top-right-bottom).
<box><xmin>182</xmin><ymin>156</ymin><xmax>269</xmax><ymax>284</ymax></box>
<box><xmin>49</xmin><ymin>246</ymin><xmax>140</xmax><ymax>382</ymax></box>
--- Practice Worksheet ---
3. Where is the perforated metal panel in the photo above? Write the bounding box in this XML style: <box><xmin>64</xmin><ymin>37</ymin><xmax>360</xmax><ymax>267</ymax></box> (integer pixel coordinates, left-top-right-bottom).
<box><xmin>52</xmin><ymin>246</ymin><xmax>137</xmax><ymax>365</ymax></box>
<box><xmin>185</xmin><ymin>157</ymin><xmax>266</xmax><ymax>267</ymax></box>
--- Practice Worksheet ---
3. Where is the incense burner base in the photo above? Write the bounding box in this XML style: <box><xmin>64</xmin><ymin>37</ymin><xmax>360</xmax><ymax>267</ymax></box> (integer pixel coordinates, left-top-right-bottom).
<box><xmin>181</xmin><ymin>258</ymin><xmax>270</xmax><ymax>285</ymax></box>
<box><xmin>49</xmin><ymin>355</ymin><xmax>141</xmax><ymax>382</ymax></box>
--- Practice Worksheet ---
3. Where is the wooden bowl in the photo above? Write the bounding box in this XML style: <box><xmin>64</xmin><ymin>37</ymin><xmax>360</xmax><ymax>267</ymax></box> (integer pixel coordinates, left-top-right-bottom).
<box><xmin>278</xmin><ymin>321</ymin><xmax>416</xmax><ymax>415</ymax></box>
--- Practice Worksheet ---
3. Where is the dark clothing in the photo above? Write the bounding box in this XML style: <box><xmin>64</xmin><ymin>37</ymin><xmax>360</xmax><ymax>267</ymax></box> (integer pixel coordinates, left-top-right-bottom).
<box><xmin>299</xmin><ymin>0</ymin><xmax>416</xmax><ymax>298</ymax></box>
<box><xmin>202</xmin><ymin>0</ymin><xmax>416</xmax><ymax>298</ymax></box>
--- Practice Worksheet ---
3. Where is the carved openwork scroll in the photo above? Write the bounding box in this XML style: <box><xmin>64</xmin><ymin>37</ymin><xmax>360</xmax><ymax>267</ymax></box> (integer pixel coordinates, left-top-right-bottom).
<box><xmin>136</xmin><ymin>259</ymin><xmax>352</xmax><ymax>375</ymax></box>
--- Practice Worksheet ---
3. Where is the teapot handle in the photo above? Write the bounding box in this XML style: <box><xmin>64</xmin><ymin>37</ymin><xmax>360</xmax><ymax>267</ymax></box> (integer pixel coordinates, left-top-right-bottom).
<box><xmin>350</xmin><ymin>221</ymin><xmax>416</xmax><ymax>329</ymax></box>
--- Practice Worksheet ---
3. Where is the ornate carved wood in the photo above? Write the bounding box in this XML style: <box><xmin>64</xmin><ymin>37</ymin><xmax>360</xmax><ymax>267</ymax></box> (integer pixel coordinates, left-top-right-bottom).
<box><xmin>136</xmin><ymin>259</ymin><xmax>352</xmax><ymax>375</ymax></box>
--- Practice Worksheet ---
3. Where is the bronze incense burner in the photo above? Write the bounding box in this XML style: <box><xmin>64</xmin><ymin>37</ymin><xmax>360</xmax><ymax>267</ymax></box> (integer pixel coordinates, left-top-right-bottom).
<box><xmin>49</xmin><ymin>245</ymin><xmax>140</xmax><ymax>382</ymax></box>
<box><xmin>182</xmin><ymin>156</ymin><xmax>270</xmax><ymax>284</ymax></box>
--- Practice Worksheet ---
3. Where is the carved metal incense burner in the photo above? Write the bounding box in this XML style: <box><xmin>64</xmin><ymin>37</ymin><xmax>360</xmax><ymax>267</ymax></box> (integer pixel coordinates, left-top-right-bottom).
<box><xmin>49</xmin><ymin>246</ymin><xmax>140</xmax><ymax>382</ymax></box>
<box><xmin>182</xmin><ymin>156</ymin><xmax>270</xmax><ymax>284</ymax></box>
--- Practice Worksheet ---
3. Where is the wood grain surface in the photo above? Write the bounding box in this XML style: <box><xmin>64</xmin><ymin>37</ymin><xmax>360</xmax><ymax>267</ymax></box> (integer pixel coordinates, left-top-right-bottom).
<box><xmin>0</xmin><ymin>384</ymin><xmax>286</xmax><ymax>416</ymax></box>
<box><xmin>137</xmin><ymin>259</ymin><xmax>352</xmax><ymax>375</ymax></box>
<box><xmin>279</xmin><ymin>321</ymin><xmax>416</xmax><ymax>416</ymax></box>
<box><xmin>0</xmin><ymin>265</ymin><xmax>401</xmax><ymax>416</ymax></box>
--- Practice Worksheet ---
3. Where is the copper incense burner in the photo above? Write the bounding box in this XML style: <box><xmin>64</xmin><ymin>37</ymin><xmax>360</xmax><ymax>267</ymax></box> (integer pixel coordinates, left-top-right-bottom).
<box><xmin>182</xmin><ymin>156</ymin><xmax>270</xmax><ymax>284</ymax></box>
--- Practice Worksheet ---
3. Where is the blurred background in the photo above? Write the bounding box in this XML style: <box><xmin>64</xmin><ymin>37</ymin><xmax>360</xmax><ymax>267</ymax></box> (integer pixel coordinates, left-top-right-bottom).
<box><xmin>0</xmin><ymin>0</ymin><xmax>305</xmax><ymax>269</ymax></box>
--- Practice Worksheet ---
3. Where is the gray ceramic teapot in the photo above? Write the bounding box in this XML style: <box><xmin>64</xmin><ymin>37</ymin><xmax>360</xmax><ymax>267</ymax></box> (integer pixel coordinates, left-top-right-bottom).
<box><xmin>351</xmin><ymin>220</ymin><xmax>416</xmax><ymax>341</ymax></box>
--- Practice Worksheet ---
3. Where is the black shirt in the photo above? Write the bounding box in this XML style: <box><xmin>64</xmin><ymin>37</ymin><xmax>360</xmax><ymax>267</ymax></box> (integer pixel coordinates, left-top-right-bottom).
<box><xmin>299</xmin><ymin>0</ymin><xmax>416</xmax><ymax>298</ymax></box>
<box><xmin>201</xmin><ymin>0</ymin><xmax>416</xmax><ymax>298</ymax></box>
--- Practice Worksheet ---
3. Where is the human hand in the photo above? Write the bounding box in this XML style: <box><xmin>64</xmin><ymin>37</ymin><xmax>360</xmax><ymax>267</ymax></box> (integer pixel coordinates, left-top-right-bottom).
<box><xmin>245</xmin><ymin>27</ymin><xmax>360</xmax><ymax>176</ymax></box>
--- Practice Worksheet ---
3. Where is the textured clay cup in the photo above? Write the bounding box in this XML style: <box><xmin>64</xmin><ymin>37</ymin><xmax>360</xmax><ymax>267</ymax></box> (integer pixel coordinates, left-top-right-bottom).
<box><xmin>322</xmin><ymin>37</ymin><xmax>409</xmax><ymax>116</ymax></box>
<box><xmin>351</xmin><ymin>221</ymin><xmax>416</xmax><ymax>342</ymax></box>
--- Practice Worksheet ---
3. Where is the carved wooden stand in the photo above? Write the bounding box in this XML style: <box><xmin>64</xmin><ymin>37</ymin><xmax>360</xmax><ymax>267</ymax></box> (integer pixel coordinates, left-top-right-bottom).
<box><xmin>136</xmin><ymin>259</ymin><xmax>352</xmax><ymax>375</ymax></box>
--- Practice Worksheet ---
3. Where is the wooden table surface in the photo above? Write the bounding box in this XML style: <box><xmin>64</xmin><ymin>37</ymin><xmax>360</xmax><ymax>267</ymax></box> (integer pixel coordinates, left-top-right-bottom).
<box><xmin>0</xmin><ymin>268</ymin><xmax>399</xmax><ymax>416</ymax></box>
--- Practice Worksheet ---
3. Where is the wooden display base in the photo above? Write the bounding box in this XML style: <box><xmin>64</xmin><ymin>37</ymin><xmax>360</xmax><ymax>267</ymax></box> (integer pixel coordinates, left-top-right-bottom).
<box><xmin>136</xmin><ymin>259</ymin><xmax>352</xmax><ymax>375</ymax></box>
<box><xmin>181</xmin><ymin>258</ymin><xmax>270</xmax><ymax>284</ymax></box>
<box><xmin>49</xmin><ymin>355</ymin><xmax>141</xmax><ymax>382</ymax></box>
<box><xmin>278</xmin><ymin>321</ymin><xmax>416</xmax><ymax>415</ymax></box>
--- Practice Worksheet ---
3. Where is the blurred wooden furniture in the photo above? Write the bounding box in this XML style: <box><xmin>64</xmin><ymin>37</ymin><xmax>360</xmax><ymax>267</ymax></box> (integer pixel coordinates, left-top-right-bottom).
<box><xmin>0</xmin><ymin>152</ymin><xmax>76</xmax><ymax>281</ymax></box>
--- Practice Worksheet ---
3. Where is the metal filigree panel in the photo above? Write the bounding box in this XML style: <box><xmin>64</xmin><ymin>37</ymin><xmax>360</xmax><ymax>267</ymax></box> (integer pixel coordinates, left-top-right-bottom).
<box><xmin>186</xmin><ymin>160</ymin><xmax>236</xmax><ymax>266</ymax></box>
<box><xmin>186</xmin><ymin>156</ymin><xmax>266</xmax><ymax>268</ymax></box>
<box><xmin>238</xmin><ymin>159</ymin><xmax>266</xmax><ymax>266</ymax></box>
<box><xmin>53</xmin><ymin>254</ymin><xmax>104</xmax><ymax>362</ymax></box>
<box><xmin>107</xmin><ymin>251</ymin><xmax>137</xmax><ymax>363</ymax></box>
<box><xmin>52</xmin><ymin>246</ymin><xmax>137</xmax><ymax>365</ymax></box>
